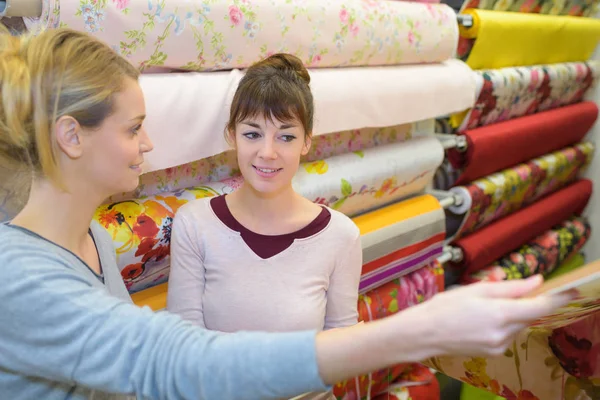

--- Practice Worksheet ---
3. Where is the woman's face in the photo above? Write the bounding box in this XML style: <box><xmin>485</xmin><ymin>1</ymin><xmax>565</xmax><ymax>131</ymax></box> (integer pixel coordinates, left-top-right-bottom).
<box><xmin>233</xmin><ymin>114</ymin><xmax>310</xmax><ymax>195</ymax></box>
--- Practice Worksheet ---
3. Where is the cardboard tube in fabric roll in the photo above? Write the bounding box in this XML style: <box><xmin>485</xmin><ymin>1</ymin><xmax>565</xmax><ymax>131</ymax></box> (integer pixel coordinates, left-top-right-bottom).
<box><xmin>448</xmin><ymin>102</ymin><xmax>598</xmax><ymax>186</ymax></box>
<box><xmin>450</xmin><ymin>179</ymin><xmax>592</xmax><ymax>277</ymax></box>
<box><xmin>460</xmin><ymin>9</ymin><xmax>600</xmax><ymax>69</ymax></box>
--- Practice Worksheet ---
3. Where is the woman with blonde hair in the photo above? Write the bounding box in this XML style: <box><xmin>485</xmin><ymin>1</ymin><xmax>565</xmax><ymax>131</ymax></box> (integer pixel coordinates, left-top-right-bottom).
<box><xmin>0</xmin><ymin>26</ymin><xmax>574</xmax><ymax>400</ymax></box>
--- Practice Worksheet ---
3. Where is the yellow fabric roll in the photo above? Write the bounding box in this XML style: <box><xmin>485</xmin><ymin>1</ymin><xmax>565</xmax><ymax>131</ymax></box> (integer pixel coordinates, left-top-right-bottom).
<box><xmin>461</xmin><ymin>9</ymin><xmax>600</xmax><ymax>69</ymax></box>
<box><xmin>131</xmin><ymin>282</ymin><xmax>168</xmax><ymax>311</ymax></box>
<box><xmin>352</xmin><ymin>194</ymin><xmax>441</xmax><ymax>236</ymax></box>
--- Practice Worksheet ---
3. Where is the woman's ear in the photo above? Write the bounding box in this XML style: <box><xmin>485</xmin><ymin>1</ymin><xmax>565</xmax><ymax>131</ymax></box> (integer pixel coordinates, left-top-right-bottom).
<box><xmin>226</xmin><ymin>128</ymin><xmax>237</xmax><ymax>149</ymax></box>
<box><xmin>301</xmin><ymin>134</ymin><xmax>312</xmax><ymax>156</ymax></box>
<box><xmin>54</xmin><ymin>116</ymin><xmax>83</xmax><ymax>159</ymax></box>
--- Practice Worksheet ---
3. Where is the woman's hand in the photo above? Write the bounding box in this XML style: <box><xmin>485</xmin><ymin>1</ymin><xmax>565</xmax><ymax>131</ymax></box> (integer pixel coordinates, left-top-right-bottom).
<box><xmin>316</xmin><ymin>275</ymin><xmax>575</xmax><ymax>385</ymax></box>
<box><xmin>414</xmin><ymin>275</ymin><xmax>576</xmax><ymax>357</ymax></box>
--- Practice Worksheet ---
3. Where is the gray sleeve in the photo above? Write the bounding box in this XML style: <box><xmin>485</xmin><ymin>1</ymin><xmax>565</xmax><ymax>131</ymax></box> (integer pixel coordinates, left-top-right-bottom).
<box><xmin>0</xmin><ymin>242</ymin><xmax>328</xmax><ymax>400</ymax></box>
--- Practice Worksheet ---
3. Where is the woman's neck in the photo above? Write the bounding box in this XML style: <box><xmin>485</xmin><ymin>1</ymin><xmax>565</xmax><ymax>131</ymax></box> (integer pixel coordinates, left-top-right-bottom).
<box><xmin>11</xmin><ymin>179</ymin><xmax>103</xmax><ymax>253</ymax></box>
<box><xmin>226</xmin><ymin>183</ymin><xmax>317</xmax><ymax>234</ymax></box>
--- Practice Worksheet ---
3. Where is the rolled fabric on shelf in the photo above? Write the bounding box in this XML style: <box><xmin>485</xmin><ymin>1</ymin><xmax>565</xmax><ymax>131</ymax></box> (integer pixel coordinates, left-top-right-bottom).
<box><xmin>455</xmin><ymin>0</ymin><xmax>600</xmax><ymax>60</ymax></box>
<box><xmin>447</xmin><ymin>102</ymin><xmax>598</xmax><ymax>185</ymax></box>
<box><xmin>133</xmin><ymin>124</ymin><xmax>414</xmax><ymax>199</ymax></box>
<box><xmin>140</xmin><ymin>60</ymin><xmax>475</xmax><ymax>172</ymax></box>
<box><xmin>447</xmin><ymin>142</ymin><xmax>594</xmax><ymax>239</ymax></box>
<box><xmin>459</xmin><ymin>0</ymin><xmax>600</xmax><ymax>16</ymax></box>
<box><xmin>25</xmin><ymin>0</ymin><xmax>458</xmax><ymax>71</ymax></box>
<box><xmin>457</xmin><ymin>9</ymin><xmax>600</xmax><ymax>70</ymax></box>
<box><xmin>449</xmin><ymin>179</ymin><xmax>592</xmax><ymax>277</ymax></box>
<box><xmin>463</xmin><ymin>217</ymin><xmax>590</xmax><ymax>283</ymax></box>
<box><xmin>353</xmin><ymin>195</ymin><xmax>446</xmax><ymax>293</ymax></box>
<box><xmin>294</xmin><ymin>136</ymin><xmax>445</xmax><ymax>217</ymax></box>
<box><xmin>451</xmin><ymin>61</ymin><xmax>599</xmax><ymax>131</ymax></box>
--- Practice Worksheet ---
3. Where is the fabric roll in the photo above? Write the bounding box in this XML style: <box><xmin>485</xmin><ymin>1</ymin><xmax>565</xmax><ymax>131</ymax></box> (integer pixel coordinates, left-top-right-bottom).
<box><xmin>451</xmin><ymin>62</ymin><xmax>599</xmax><ymax>131</ymax></box>
<box><xmin>448</xmin><ymin>102</ymin><xmax>598</xmax><ymax>185</ymax></box>
<box><xmin>463</xmin><ymin>217</ymin><xmax>590</xmax><ymax>283</ymax></box>
<box><xmin>294</xmin><ymin>136</ymin><xmax>445</xmax><ymax>217</ymax></box>
<box><xmin>26</xmin><ymin>0</ymin><xmax>457</xmax><ymax>71</ymax></box>
<box><xmin>456</xmin><ymin>1</ymin><xmax>600</xmax><ymax>63</ymax></box>
<box><xmin>449</xmin><ymin>142</ymin><xmax>594</xmax><ymax>238</ymax></box>
<box><xmin>545</xmin><ymin>252</ymin><xmax>585</xmax><ymax>280</ymax></box>
<box><xmin>353</xmin><ymin>195</ymin><xmax>445</xmax><ymax>293</ymax></box>
<box><xmin>94</xmin><ymin>177</ymin><xmax>244</xmax><ymax>293</ymax></box>
<box><xmin>458</xmin><ymin>9</ymin><xmax>600</xmax><ymax>70</ymax></box>
<box><xmin>449</xmin><ymin>179</ymin><xmax>592</xmax><ymax>276</ymax></box>
<box><xmin>333</xmin><ymin>261</ymin><xmax>444</xmax><ymax>400</ymax></box>
<box><xmin>140</xmin><ymin>60</ymin><xmax>476</xmax><ymax>172</ymax></box>
<box><xmin>459</xmin><ymin>0</ymin><xmax>600</xmax><ymax>17</ymax></box>
<box><xmin>134</xmin><ymin>124</ymin><xmax>414</xmax><ymax>199</ymax></box>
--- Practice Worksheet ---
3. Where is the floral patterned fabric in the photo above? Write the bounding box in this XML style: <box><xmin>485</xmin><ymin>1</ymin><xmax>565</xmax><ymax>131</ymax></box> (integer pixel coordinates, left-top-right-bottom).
<box><xmin>94</xmin><ymin>178</ymin><xmax>244</xmax><ymax>293</ymax></box>
<box><xmin>549</xmin><ymin>312</ymin><xmax>600</xmax><ymax>382</ymax></box>
<box><xmin>333</xmin><ymin>262</ymin><xmax>444</xmax><ymax>400</ymax></box>
<box><xmin>464</xmin><ymin>217</ymin><xmax>590</xmax><ymax>283</ymax></box>
<box><xmin>426</xmin><ymin>302</ymin><xmax>600</xmax><ymax>399</ymax></box>
<box><xmin>450</xmin><ymin>142</ymin><xmax>594</xmax><ymax>238</ymax></box>
<box><xmin>26</xmin><ymin>0</ymin><xmax>457</xmax><ymax>71</ymax></box>
<box><xmin>122</xmin><ymin>124</ymin><xmax>413</xmax><ymax>200</ymax></box>
<box><xmin>95</xmin><ymin>137</ymin><xmax>443</xmax><ymax>293</ymax></box>
<box><xmin>427</xmin><ymin>329</ymin><xmax>599</xmax><ymax>400</ymax></box>
<box><xmin>294</xmin><ymin>136</ymin><xmax>444</xmax><ymax>217</ymax></box>
<box><xmin>452</xmin><ymin>61</ymin><xmax>600</xmax><ymax>131</ymax></box>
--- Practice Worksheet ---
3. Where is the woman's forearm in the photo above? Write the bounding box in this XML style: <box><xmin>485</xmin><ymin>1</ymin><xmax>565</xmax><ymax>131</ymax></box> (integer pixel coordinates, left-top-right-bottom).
<box><xmin>315</xmin><ymin>306</ymin><xmax>437</xmax><ymax>385</ymax></box>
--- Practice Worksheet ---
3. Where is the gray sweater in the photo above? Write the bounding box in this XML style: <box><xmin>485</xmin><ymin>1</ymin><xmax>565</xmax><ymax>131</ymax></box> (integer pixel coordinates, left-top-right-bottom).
<box><xmin>0</xmin><ymin>222</ymin><xmax>328</xmax><ymax>400</ymax></box>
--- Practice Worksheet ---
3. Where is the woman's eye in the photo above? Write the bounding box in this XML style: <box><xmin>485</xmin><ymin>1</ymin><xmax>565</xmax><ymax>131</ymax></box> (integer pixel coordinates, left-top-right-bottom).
<box><xmin>131</xmin><ymin>124</ymin><xmax>142</xmax><ymax>135</ymax></box>
<box><xmin>281</xmin><ymin>135</ymin><xmax>296</xmax><ymax>142</ymax></box>
<box><xmin>243</xmin><ymin>132</ymin><xmax>261</xmax><ymax>139</ymax></box>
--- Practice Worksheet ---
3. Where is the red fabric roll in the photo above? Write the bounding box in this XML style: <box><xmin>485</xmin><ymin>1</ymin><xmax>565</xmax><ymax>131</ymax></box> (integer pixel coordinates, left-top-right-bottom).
<box><xmin>451</xmin><ymin>179</ymin><xmax>592</xmax><ymax>277</ymax></box>
<box><xmin>448</xmin><ymin>102</ymin><xmax>598</xmax><ymax>185</ymax></box>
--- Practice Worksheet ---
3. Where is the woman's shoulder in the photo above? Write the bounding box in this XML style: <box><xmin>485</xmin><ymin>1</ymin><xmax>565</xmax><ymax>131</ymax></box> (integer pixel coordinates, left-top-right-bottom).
<box><xmin>321</xmin><ymin>207</ymin><xmax>360</xmax><ymax>241</ymax></box>
<box><xmin>175</xmin><ymin>196</ymin><xmax>217</xmax><ymax>222</ymax></box>
<box><xmin>0</xmin><ymin>223</ymin><xmax>81</xmax><ymax>273</ymax></box>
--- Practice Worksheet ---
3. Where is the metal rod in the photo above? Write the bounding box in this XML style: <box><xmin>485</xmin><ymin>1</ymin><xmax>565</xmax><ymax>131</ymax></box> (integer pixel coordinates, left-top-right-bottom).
<box><xmin>457</xmin><ymin>14</ymin><xmax>474</xmax><ymax>28</ymax></box>
<box><xmin>437</xmin><ymin>251</ymin><xmax>453</xmax><ymax>264</ymax></box>
<box><xmin>428</xmin><ymin>189</ymin><xmax>465</xmax><ymax>210</ymax></box>
<box><xmin>435</xmin><ymin>134</ymin><xmax>468</xmax><ymax>152</ymax></box>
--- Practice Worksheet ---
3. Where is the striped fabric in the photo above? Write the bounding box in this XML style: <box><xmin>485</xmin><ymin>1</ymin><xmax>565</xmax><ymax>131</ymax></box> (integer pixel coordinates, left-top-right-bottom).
<box><xmin>353</xmin><ymin>195</ymin><xmax>445</xmax><ymax>293</ymax></box>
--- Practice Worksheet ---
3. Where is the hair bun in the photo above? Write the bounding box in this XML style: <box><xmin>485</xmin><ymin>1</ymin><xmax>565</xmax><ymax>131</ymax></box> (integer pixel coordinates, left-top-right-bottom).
<box><xmin>265</xmin><ymin>53</ymin><xmax>310</xmax><ymax>85</ymax></box>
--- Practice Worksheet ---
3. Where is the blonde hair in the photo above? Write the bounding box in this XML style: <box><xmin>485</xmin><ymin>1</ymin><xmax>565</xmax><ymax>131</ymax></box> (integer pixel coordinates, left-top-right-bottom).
<box><xmin>0</xmin><ymin>26</ymin><xmax>139</xmax><ymax>187</ymax></box>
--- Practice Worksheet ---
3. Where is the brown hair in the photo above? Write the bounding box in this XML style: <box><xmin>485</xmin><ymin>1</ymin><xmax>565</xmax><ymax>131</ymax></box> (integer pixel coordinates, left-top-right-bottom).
<box><xmin>226</xmin><ymin>53</ymin><xmax>314</xmax><ymax>142</ymax></box>
<box><xmin>0</xmin><ymin>26</ymin><xmax>139</xmax><ymax>187</ymax></box>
